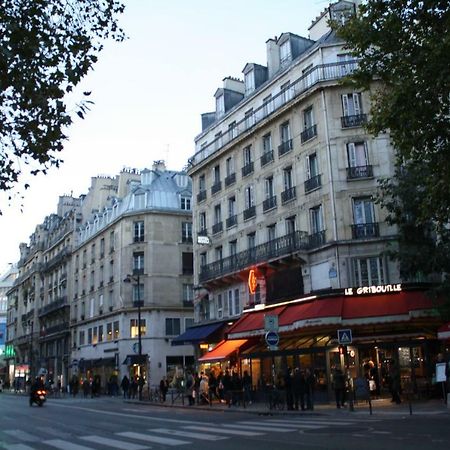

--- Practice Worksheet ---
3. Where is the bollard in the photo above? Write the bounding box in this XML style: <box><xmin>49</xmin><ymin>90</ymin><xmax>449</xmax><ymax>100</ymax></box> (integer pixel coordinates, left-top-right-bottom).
<box><xmin>447</xmin><ymin>393</ymin><xmax>450</xmax><ymax>409</ymax></box>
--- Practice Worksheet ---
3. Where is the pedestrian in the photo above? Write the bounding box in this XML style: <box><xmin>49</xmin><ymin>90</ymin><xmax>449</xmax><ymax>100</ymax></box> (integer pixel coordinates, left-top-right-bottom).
<box><xmin>121</xmin><ymin>375</ymin><xmax>130</xmax><ymax>399</ymax></box>
<box><xmin>222</xmin><ymin>369</ymin><xmax>232</xmax><ymax>406</ymax></box>
<box><xmin>83</xmin><ymin>378</ymin><xmax>90</xmax><ymax>398</ymax></box>
<box><xmin>159</xmin><ymin>377</ymin><xmax>168</xmax><ymax>402</ymax></box>
<box><xmin>292</xmin><ymin>368</ymin><xmax>306</xmax><ymax>411</ymax></box>
<box><xmin>242</xmin><ymin>370</ymin><xmax>252</xmax><ymax>405</ymax></box>
<box><xmin>304</xmin><ymin>368</ymin><xmax>315</xmax><ymax>410</ymax></box>
<box><xmin>185</xmin><ymin>371</ymin><xmax>195</xmax><ymax>405</ymax></box>
<box><xmin>389</xmin><ymin>359</ymin><xmax>401</xmax><ymax>404</ymax></box>
<box><xmin>284</xmin><ymin>367</ymin><xmax>294</xmax><ymax>410</ymax></box>
<box><xmin>332</xmin><ymin>366</ymin><xmax>346</xmax><ymax>408</ymax></box>
<box><xmin>130</xmin><ymin>377</ymin><xmax>138</xmax><ymax>399</ymax></box>
<box><xmin>231</xmin><ymin>369</ymin><xmax>242</xmax><ymax>406</ymax></box>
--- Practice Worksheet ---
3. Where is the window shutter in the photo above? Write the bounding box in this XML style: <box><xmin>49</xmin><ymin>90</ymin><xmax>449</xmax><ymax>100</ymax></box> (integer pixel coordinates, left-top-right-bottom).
<box><xmin>342</xmin><ymin>94</ymin><xmax>349</xmax><ymax>116</ymax></box>
<box><xmin>347</xmin><ymin>142</ymin><xmax>357</xmax><ymax>167</ymax></box>
<box><xmin>353</xmin><ymin>92</ymin><xmax>362</xmax><ymax>115</ymax></box>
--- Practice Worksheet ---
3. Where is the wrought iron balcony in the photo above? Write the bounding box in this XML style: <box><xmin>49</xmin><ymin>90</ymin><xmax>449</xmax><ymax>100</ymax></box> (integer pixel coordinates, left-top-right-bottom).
<box><xmin>211</xmin><ymin>181</ymin><xmax>222</xmax><ymax>195</ymax></box>
<box><xmin>304</xmin><ymin>174</ymin><xmax>321</xmax><ymax>193</ymax></box>
<box><xmin>212</xmin><ymin>221</ymin><xmax>223</xmax><ymax>235</ymax></box>
<box><xmin>347</xmin><ymin>165</ymin><xmax>373</xmax><ymax>179</ymax></box>
<box><xmin>226</xmin><ymin>215</ymin><xmax>238</xmax><ymax>228</ymax></box>
<box><xmin>301</xmin><ymin>124</ymin><xmax>317</xmax><ymax>143</ymax></box>
<box><xmin>263</xmin><ymin>195</ymin><xmax>277</xmax><ymax>212</ymax></box>
<box><xmin>261</xmin><ymin>150</ymin><xmax>274</xmax><ymax>167</ymax></box>
<box><xmin>341</xmin><ymin>114</ymin><xmax>367</xmax><ymax>128</ymax></box>
<box><xmin>38</xmin><ymin>296</ymin><xmax>69</xmax><ymax>317</ymax></box>
<box><xmin>281</xmin><ymin>186</ymin><xmax>296</xmax><ymax>204</ymax></box>
<box><xmin>308</xmin><ymin>230</ymin><xmax>326</xmax><ymax>248</ymax></box>
<box><xmin>278</xmin><ymin>139</ymin><xmax>293</xmax><ymax>157</ymax></box>
<box><xmin>182</xmin><ymin>235</ymin><xmax>193</xmax><ymax>243</ymax></box>
<box><xmin>351</xmin><ymin>222</ymin><xmax>380</xmax><ymax>239</ymax></box>
<box><xmin>224</xmin><ymin>172</ymin><xmax>236</xmax><ymax>187</ymax></box>
<box><xmin>199</xmin><ymin>230</ymin><xmax>310</xmax><ymax>282</ymax></box>
<box><xmin>241</xmin><ymin>162</ymin><xmax>254</xmax><ymax>177</ymax></box>
<box><xmin>243</xmin><ymin>206</ymin><xmax>256</xmax><ymax>221</ymax></box>
<box><xmin>197</xmin><ymin>189</ymin><xmax>207</xmax><ymax>203</ymax></box>
<box><xmin>40</xmin><ymin>322</ymin><xmax>70</xmax><ymax>337</ymax></box>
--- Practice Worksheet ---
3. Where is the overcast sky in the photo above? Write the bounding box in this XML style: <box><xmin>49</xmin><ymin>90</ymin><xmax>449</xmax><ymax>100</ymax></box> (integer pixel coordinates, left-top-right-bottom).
<box><xmin>0</xmin><ymin>0</ymin><xmax>329</xmax><ymax>273</ymax></box>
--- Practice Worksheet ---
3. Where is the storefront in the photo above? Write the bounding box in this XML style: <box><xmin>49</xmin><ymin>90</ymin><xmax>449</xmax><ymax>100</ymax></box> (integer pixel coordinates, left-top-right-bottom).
<box><xmin>223</xmin><ymin>286</ymin><xmax>444</xmax><ymax>401</ymax></box>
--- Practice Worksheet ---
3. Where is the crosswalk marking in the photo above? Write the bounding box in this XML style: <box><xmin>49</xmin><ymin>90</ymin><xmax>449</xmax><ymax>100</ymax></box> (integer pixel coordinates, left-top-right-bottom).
<box><xmin>236</xmin><ymin>420</ymin><xmax>301</xmax><ymax>429</ymax></box>
<box><xmin>81</xmin><ymin>435</ymin><xmax>150</xmax><ymax>449</ymax></box>
<box><xmin>116</xmin><ymin>431</ymin><xmax>190</xmax><ymax>446</ymax></box>
<box><xmin>150</xmin><ymin>428</ymin><xmax>228</xmax><ymax>441</ymax></box>
<box><xmin>263</xmin><ymin>418</ymin><xmax>355</xmax><ymax>426</ymax></box>
<box><xmin>2</xmin><ymin>445</ymin><xmax>35</xmax><ymax>450</ymax></box>
<box><xmin>3</xmin><ymin>431</ymin><xmax>35</xmax><ymax>442</ymax></box>
<box><xmin>44</xmin><ymin>439</ymin><xmax>96</xmax><ymax>450</ymax></box>
<box><xmin>183</xmin><ymin>425</ymin><xmax>264</xmax><ymax>436</ymax></box>
<box><xmin>222</xmin><ymin>423</ymin><xmax>294</xmax><ymax>433</ymax></box>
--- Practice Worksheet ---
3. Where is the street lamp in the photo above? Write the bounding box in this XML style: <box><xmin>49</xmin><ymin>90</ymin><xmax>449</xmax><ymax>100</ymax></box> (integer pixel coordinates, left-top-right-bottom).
<box><xmin>124</xmin><ymin>273</ymin><xmax>144</xmax><ymax>400</ymax></box>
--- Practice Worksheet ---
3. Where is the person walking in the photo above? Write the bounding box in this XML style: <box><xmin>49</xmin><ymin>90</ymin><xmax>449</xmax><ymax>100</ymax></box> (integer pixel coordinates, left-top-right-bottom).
<box><xmin>389</xmin><ymin>359</ymin><xmax>402</xmax><ymax>404</ymax></box>
<box><xmin>332</xmin><ymin>366</ymin><xmax>346</xmax><ymax>408</ymax></box>
<box><xmin>121</xmin><ymin>375</ymin><xmax>130</xmax><ymax>399</ymax></box>
<box><xmin>159</xmin><ymin>377</ymin><xmax>169</xmax><ymax>402</ymax></box>
<box><xmin>185</xmin><ymin>371</ymin><xmax>195</xmax><ymax>405</ymax></box>
<box><xmin>293</xmin><ymin>368</ymin><xmax>306</xmax><ymax>411</ymax></box>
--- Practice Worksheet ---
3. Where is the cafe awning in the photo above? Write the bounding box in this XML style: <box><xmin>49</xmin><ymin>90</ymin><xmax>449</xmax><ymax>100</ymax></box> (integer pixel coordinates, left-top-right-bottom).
<box><xmin>438</xmin><ymin>322</ymin><xmax>450</xmax><ymax>340</ymax></box>
<box><xmin>171</xmin><ymin>321</ymin><xmax>225</xmax><ymax>346</ymax></box>
<box><xmin>198</xmin><ymin>339</ymin><xmax>248</xmax><ymax>362</ymax></box>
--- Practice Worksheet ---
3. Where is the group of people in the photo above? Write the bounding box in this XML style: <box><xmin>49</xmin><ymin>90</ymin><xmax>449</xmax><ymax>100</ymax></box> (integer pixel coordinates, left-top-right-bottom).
<box><xmin>120</xmin><ymin>375</ymin><xmax>145</xmax><ymax>399</ymax></box>
<box><xmin>283</xmin><ymin>367</ymin><xmax>316</xmax><ymax>411</ymax></box>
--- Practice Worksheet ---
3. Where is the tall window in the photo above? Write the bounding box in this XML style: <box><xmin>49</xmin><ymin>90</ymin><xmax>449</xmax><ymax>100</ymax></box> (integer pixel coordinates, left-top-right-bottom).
<box><xmin>283</xmin><ymin>166</ymin><xmax>293</xmax><ymax>190</ymax></box>
<box><xmin>310</xmin><ymin>205</ymin><xmax>324</xmax><ymax>234</ymax></box>
<box><xmin>214</xmin><ymin>204</ymin><xmax>222</xmax><ymax>225</ymax></box>
<box><xmin>182</xmin><ymin>222</ymin><xmax>193</xmax><ymax>243</ymax></box>
<box><xmin>213</xmin><ymin>165</ymin><xmax>221</xmax><ymax>184</ymax></box>
<box><xmin>217</xmin><ymin>293</ymin><xmax>223</xmax><ymax>319</ymax></box>
<box><xmin>182</xmin><ymin>252</ymin><xmax>193</xmax><ymax>274</ymax></box>
<box><xmin>285</xmin><ymin>216</ymin><xmax>296</xmax><ymax>235</ymax></box>
<box><xmin>134</xmin><ymin>193</ymin><xmax>145</xmax><ymax>209</ymax></box>
<box><xmin>243</xmin><ymin>145</ymin><xmax>253</xmax><ymax>165</ymax></box>
<box><xmin>245</xmin><ymin>70</ymin><xmax>255</xmax><ymax>95</ymax></box>
<box><xmin>306</xmin><ymin>153</ymin><xmax>319</xmax><ymax>179</ymax></box>
<box><xmin>228</xmin><ymin>121</ymin><xmax>237</xmax><ymax>139</ymax></box>
<box><xmin>353</xmin><ymin>198</ymin><xmax>375</xmax><ymax>225</ymax></box>
<box><xmin>280</xmin><ymin>122</ymin><xmax>291</xmax><ymax>143</ymax></box>
<box><xmin>181</xmin><ymin>196</ymin><xmax>191</xmax><ymax>210</ymax></box>
<box><xmin>109</xmin><ymin>231</ymin><xmax>115</xmax><ymax>253</ymax></box>
<box><xmin>132</xmin><ymin>283</ymin><xmax>144</xmax><ymax>303</ymax></box>
<box><xmin>303</xmin><ymin>106</ymin><xmax>314</xmax><ymax>130</ymax></box>
<box><xmin>262</xmin><ymin>133</ymin><xmax>272</xmax><ymax>154</ymax></box>
<box><xmin>347</xmin><ymin>142</ymin><xmax>368</xmax><ymax>167</ymax></box>
<box><xmin>200</xmin><ymin>252</ymin><xmax>207</xmax><ymax>268</ymax></box>
<box><xmin>183</xmin><ymin>284</ymin><xmax>194</xmax><ymax>303</ymax></box>
<box><xmin>100</xmin><ymin>238</ymin><xmax>105</xmax><ymax>258</ymax></box>
<box><xmin>245</xmin><ymin>108</ymin><xmax>254</xmax><ymax>129</ymax></box>
<box><xmin>229</xmin><ymin>240</ymin><xmax>237</xmax><ymax>257</ymax></box>
<box><xmin>280</xmin><ymin>81</ymin><xmax>293</xmax><ymax>103</ymax></box>
<box><xmin>263</xmin><ymin>94</ymin><xmax>274</xmax><ymax>116</ymax></box>
<box><xmin>267</xmin><ymin>224</ymin><xmax>277</xmax><ymax>242</ymax></box>
<box><xmin>280</xmin><ymin>40</ymin><xmax>291</xmax><ymax>65</ymax></box>
<box><xmin>226</xmin><ymin>156</ymin><xmax>235</xmax><ymax>176</ymax></box>
<box><xmin>342</xmin><ymin>93</ymin><xmax>362</xmax><ymax>117</ymax></box>
<box><xmin>166</xmin><ymin>318</ymin><xmax>181</xmax><ymax>336</ymax></box>
<box><xmin>199</xmin><ymin>212</ymin><xmax>207</xmax><ymax>233</ymax></box>
<box><xmin>113</xmin><ymin>321</ymin><xmax>120</xmax><ymax>340</ymax></box>
<box><xmin>215</xmin><ymin>246</ymin><xmax>223</xmax><ymax>261</ymax></box>
<box><xmin>265</xmin><ymin>176</ymin><xmax>275</xmax><ymax>199</ymax></box>
<box><xmin>244</xmin><ymin>185</ymin><xmax>255</xmax><ymax>209</ymax></box>
<box><xmin>247</xmin><ymin>232</ymin><xmax>256</xmax><ymax>250</ymax></box>
<box><xmin>106</xmin><ymin>323</ymin><xmax>112</xmax><ymax>341</ymax></box>
<box><xmin>352</xmin><ymin>257</ymin><xmax>384</xmax><ymax>285</ymax></box>
<box><xmin>216</xmin><ymin>94</ymin><xmax>225</xmax><ymax>118</ymax></box>
<box><xmin>130</xmin><ymin>319</ymin><xmax>146</xmax><ymax>338</ymax></box>
<box><xmin>133</xmin><ymin>252</ymin><xmax>144</xmax><ymax>274</ymax></box>
<box><xmin>134</xmin><ymin>221</ymin><xmax>144</xmax><ymax>242</ymax></box>
<box><xmin>227</xmin><ymin>289</ymin><xmax>240</xmax><ymax>316</ymax></box>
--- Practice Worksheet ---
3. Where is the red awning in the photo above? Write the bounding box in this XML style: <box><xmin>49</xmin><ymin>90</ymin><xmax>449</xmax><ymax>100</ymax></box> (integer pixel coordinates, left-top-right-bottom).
<box><xmin>438</xmin><ymin>322</ymin><xmax>450</xmax><ymax>340</ymax></box>
<box><xmin>228</xmin><ymin>290</ymin><xmax>436</xmax><ymax>338</ymax></box>
<box><xmin>198</xmin><ymin>339</ymin><xmax>248</xmax><ymax>362</ymax></box>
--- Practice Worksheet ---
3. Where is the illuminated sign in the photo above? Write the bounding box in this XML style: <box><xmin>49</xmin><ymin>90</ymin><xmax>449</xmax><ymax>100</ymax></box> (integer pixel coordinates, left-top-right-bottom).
<box><xmin>248</xmin><ymin>269</ymin><xmax>258</xmax><ymax>294</ymax></box>
<box><xmin>5</xmin><ymin>345</ymin><xmax>15</xmax><ymax>358</ymax></box>
<box><xmin>197</xmin><ymin>235</ymin><xmax>210</xmax><ymax>245</ymax></box>
<box><xmin>344</xmin><ymin>283</ymin><xmax>402</xmax><ymax>296</ymax></box>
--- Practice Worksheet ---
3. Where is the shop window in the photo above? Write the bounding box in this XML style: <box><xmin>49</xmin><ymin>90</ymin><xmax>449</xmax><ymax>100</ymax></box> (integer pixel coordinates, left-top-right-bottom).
<box><xmin>130</xmin><ymin>318</ymin><xmax>146</xmax><ymax>338</ymax></box>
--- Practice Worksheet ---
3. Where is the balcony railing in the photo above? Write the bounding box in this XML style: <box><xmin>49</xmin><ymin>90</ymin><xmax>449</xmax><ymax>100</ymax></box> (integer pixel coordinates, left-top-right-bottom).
<box><xmin>41</xmin><ymin>322</ymin><xmax>70</xmax><ymax>337</ymax></box>
<box><xmin>263</xmin><ymin>195</ymin><xmax>277</xmax><ymax>212</ymax></box>
<box><xmin>351</xmin><ymin>222</ymin><xmax>380</xmax><ymax>239</ymax></box>
<box><xmin>226</xmin><ymin>215</ymin><xmax>237</xmax><ymax>228</ymax></box>
<box><xmin>304</xmin><ymin>174</ymin><xmax>321</xmax><ymax>193</ymax></box>
<box><xmin>182</xmin><ymin>235</ymin><xmax>193</xmax><ymax>243</ymax></box>
<box><xmin>199</xmin><ymin>230</ymin><xmax>310</xmax><ymax>282</ymax></box>
<box><xmin>211</xmin><ymin>181</ymin><xmax>222</xmax><ymax>195</ymax></box>
<box><xmin>261</xmin><ymin>150</ymin><xmax>274</xmax><ymax>167</ymax></box>
<box><xmin>243</xmin><ymin>206</ymin><xmax>256</xmax><ymax>221</ymax></box>
<box><xmin>278</xmin><ymin>139</ymin><xmax>293</xmax><ymax>157</ymax></box>
<box><xmin>347</xmin><ymin>165</ymin><xmax>373</xmax><ymax>179</ymax></box>
<box><xmin>224</xmin><ymin>172</ymin><xmax>236</xmax><ymax>187</ymax></box>
<box><xmin>341</xmin><ymin>113</ymin><xmax>367</xmax><ymax>128</ymax></box>
<box><xmin>241</xmin><ymin>162</ymin><xmax>254</xmax><ymax>177</ymax></box>
<box><xmin>197</xmin><ymin>189</ymin><xmax>207</xmax><ymax>203</ymax></box>
<box><xmin>189</xmin><ymin>60</ymin><xmax>359</xmax><ymax>168</ymax></box>
<box><xmin>281</xmin><ymin>186</ymin><xmax>296</xmax><ymax>204</ymax></box>
<box><xmin>38</xmin><ymin>296</ymin><xmax>69</xmax><ymax>317</ymax></box>
<box><xmin>301</xmin><ymin>124</ymin><xmax>317</xmax><ymax>143</ymax></box>
<box><xmin>212</xmin><ymin>222</ymin><xmax>223</xmax><ymax>235</ymax></box>
<box><xmin>308</xmin><ymin>230</ymin><xmax>326</xmax><ymax>248</ymax></box>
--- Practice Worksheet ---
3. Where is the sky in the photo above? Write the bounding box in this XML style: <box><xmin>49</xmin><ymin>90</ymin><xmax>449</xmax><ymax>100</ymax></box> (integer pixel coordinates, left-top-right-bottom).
<box><xmin>0</xmin><ymin>0</ymin><xmax>329</xmax><ymax>273</ymax></box>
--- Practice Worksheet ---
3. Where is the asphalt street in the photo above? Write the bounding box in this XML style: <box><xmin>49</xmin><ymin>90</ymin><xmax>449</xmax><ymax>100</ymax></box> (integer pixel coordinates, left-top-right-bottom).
<box><xmin>0</xmin><ymin>394</ymin><xmax>449</xmax><ymax>450</ymax></box>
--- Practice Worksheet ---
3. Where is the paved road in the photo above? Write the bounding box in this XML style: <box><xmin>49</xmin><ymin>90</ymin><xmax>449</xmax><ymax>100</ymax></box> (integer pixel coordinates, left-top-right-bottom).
<box><xmin>0</xmin><ymin>394</ymin><xmax>449</xmax><ymax>449</ymax></box>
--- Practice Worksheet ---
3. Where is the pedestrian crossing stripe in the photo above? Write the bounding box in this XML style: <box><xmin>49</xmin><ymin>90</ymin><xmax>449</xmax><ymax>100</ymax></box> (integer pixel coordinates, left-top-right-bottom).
<box><xmin>149</xmin><ymin>428</ymin><xmax>228</xmax><ymax>441</ymax></box>
<box><xmin>183</xmin><ymin>425</ymin><xmax>264</xmax><ymax>436</ymax></box>
<box><xmin>116</xmin><ymin>431</ymin><xmax>190</xmax><ymax>446</ymax></box>
<box><xmin>80</xmin><ymin>435</ymin><xmax>148</xmax><ymax>449</ymax></box>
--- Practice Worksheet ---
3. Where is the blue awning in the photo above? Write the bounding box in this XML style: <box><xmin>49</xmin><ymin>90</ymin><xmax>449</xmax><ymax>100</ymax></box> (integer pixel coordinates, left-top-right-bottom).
<box><xmin>171</xmin><ymin>322</ymin><xmax>225</xmax><ymax>346</ymax></box>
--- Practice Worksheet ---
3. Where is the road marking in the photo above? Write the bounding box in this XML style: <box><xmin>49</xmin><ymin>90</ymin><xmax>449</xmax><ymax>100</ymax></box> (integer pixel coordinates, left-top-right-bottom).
<box><xmin>81</xmin><ymin>435</ymin><xmax>150</xmax><ymax>449</ymax></box>
<box><xmin>263</xmin><ymin>418</ymin><xmax>355</xmax><ymax>426</ymax></box>
<box><xmin>116</xmin><ymin>431</ymin><xmax>190</xmax><ymax>446</ymax></box>
<box><xmin>44</xmin><ymin>439</ymin><xmax>96</xmax><ymax>450</ymax></box>
<box><xmin>2</xmin><ymin>445</ymin><xmax>35</xmax><ymax>450</ymax></box>
<box><xmin>150</xmin><ymin>428</ymin><xmax>228</xmax><ymax>441</ymax></box>
<box><xmin>371</xmin><ymin>430</ymin><xmax>392</xmax><ymax>434</ymax></box>
<box><xmin>222</xmin><ymin>423</ymin><xmax>294</xmax><ymax>433</ymax></box>
<box><xmin>237</xmin><ymin>420</ymin><xmax>301</xmax><ymax>429</ymax></box>
<box><xmin>2</xmin><ymin>431</ymin><xmax>35</xmax><ymax>442</ymax></box>
<box><xmin>183</xmin><ymin>425</ymin><xmax>264</xmax><ymax>436</ymax></box>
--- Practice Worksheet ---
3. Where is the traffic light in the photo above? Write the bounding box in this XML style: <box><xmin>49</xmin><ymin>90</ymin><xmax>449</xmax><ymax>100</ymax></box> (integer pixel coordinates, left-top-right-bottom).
<box><xmin>338</xmin><ymin>345</ymin><xmax>347</xmax><ymax>355</ymax></box>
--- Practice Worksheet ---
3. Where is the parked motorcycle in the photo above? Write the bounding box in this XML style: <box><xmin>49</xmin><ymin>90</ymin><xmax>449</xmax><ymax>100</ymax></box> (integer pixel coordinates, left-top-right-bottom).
<box><xmin>29</xmin><ymin>389</ymin><xmax>47</xmax><ymax>407</ymax></box>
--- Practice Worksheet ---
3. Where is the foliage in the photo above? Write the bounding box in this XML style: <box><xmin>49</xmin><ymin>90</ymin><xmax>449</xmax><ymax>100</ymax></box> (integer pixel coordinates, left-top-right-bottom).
<box><xmin>0</xmin><ymin>0</ymin><xmax>125</xmax><ymax>204</ymax></box>
<box><xmin>335</xmin><ymin>0</ymin><xmax>450</xmax><ymax>317</ymax></box>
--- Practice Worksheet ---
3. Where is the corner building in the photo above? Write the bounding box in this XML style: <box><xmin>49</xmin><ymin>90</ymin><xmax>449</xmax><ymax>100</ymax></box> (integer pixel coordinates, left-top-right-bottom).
<box><xmin>187</xmin><ymin>1</ymin><xmax>443</xmax><ymax>401</ymax></box>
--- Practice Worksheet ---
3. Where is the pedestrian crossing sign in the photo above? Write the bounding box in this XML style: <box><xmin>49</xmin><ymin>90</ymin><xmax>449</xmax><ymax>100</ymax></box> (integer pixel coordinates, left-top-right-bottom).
<box><xmin>337</xmin><ymin>328</ymin><xmax>352</xmax><ymax>344</ymax></box>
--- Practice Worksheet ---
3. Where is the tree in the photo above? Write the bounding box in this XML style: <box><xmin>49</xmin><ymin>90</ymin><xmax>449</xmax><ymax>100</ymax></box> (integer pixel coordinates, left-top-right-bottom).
<box><xmin>335</xmin><ymin>0</ymin><xmax>450</xmax><ymax>317</ymax></box>
<box><xmin>0</xmin><ymin>0</ymin><xmax>125</xmax><ymax>205</ymax></box>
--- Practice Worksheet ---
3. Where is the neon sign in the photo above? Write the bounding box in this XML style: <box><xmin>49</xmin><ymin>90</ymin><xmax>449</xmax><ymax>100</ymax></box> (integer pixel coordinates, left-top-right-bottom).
<box><xmin>344</xmin><ymin>283</ymin><xmax>402</xmax><ymax>296</ymax></box>
<box><xmin>248</xmin><ymin>269</ymin><xmax>258</xmax><ymax>294</ymax></box>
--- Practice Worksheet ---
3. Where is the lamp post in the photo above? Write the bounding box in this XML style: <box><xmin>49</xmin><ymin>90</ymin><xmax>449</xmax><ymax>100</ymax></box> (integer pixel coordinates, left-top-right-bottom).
<box><xmin>124</xmin><ymin>273</ymin><xmax>144</xmax><ymax>400</ymax></box>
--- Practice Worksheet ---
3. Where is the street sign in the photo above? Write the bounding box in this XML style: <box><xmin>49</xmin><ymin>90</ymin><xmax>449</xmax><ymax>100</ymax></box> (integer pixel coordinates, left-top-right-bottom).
<box><xmin>265</xmin><ymin>330</ymin><xmax>279</xmax><ymax>348</ymax></box>
<box><xmin>264</xmin><ymin>314</ymin><xmax>279</xmax><ymax>332</ymax></box>
<box><xmin>337</xmin><ymin>328</ymin><xmax>353</xmax><ymax>345</ymax></box>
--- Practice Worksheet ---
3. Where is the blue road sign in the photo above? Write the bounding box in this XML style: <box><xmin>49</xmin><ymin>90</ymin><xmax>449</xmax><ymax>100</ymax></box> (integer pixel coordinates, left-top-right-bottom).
<box><xmin>337</xmin><ymin>329</ymin><xmax>353</xmax><ymax>345</ymax></box>
<box><xmin>265</xmin><ymin>331</ymin><xmax>279</xmax><ymax>347</ymax></box>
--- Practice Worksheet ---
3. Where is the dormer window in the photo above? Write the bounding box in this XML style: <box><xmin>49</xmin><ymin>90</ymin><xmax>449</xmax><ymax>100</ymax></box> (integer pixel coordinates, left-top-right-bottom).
<box><xmin>244</xmin><ymin>70</ymin><xmax>255</xmax><ymax>96</ymax></box>
<box><xmin>280</xmin><ymin>40</ymin><xmax>291</xmax><ymax>66</ymax></box>
<box><xmin>216</xmin><ymin>95</ymin><xmax>225</xmax><ymax>118</ymax></box>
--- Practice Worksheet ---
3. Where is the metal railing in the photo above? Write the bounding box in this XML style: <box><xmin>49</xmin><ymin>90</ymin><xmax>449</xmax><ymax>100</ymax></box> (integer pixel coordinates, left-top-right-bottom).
<box><xmin>224</xmin><ymin>173</ymin><xmax>236</xmax><ymax>186</ymax></box>
<box><xmin>301</xmin><ymin>124</ymin><xmax>317</xmax><ymax>143</ymax></box>
<box><xmin>347</xmin><ymin>165</ymin><xmax>373</xmax><ymax>179</ymax></box>
<box><xmin>261</xmin><ymin>150</ymin><xmax>274</xmax><ymax>166</ymax></box>
<box><xmin>278</xmin><ymin>139</ymin><xmax>293</xmax><ymax>157</ymax></box>
<box><xmin>241</xmin><ymin>162</ymin><xmax>254</xmax><ymax>177</ymax></box>
<box><xmin>341</xmin><ymin>113</ymin><xmax>367</xmax><ymax>128</ymax></box>
<box><xmin>262</xmin><ymin>195</ymin><xmax>277</xmax><ymax>212</ymax></box>
<box><xmin>351</xmin><ymin>222</ymin><xmax>380</xmax><ymax>239</ymax></box>
<box><xmin>281</xmin><ymin>186</ymin><xmax>296</xmax><ymax>204</ymax></box>
<box><xmin>304</xmin><ymin>174</ymin><xmax>321</xmax><ymax>193</ymax></box>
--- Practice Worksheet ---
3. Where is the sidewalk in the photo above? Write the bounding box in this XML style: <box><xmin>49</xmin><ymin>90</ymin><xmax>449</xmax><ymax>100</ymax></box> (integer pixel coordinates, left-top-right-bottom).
<box><xmin>126</xmin><ymin>392</ymin><xmax>450</xmax><ymax>417</ymax></box>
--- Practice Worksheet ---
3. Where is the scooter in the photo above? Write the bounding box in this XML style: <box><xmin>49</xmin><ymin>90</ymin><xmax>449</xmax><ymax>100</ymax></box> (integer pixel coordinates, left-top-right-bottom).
<box><xmin>29</xmin><ymin>389</ymin><xmax>47</xmax><ymax>407</ymax></box>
